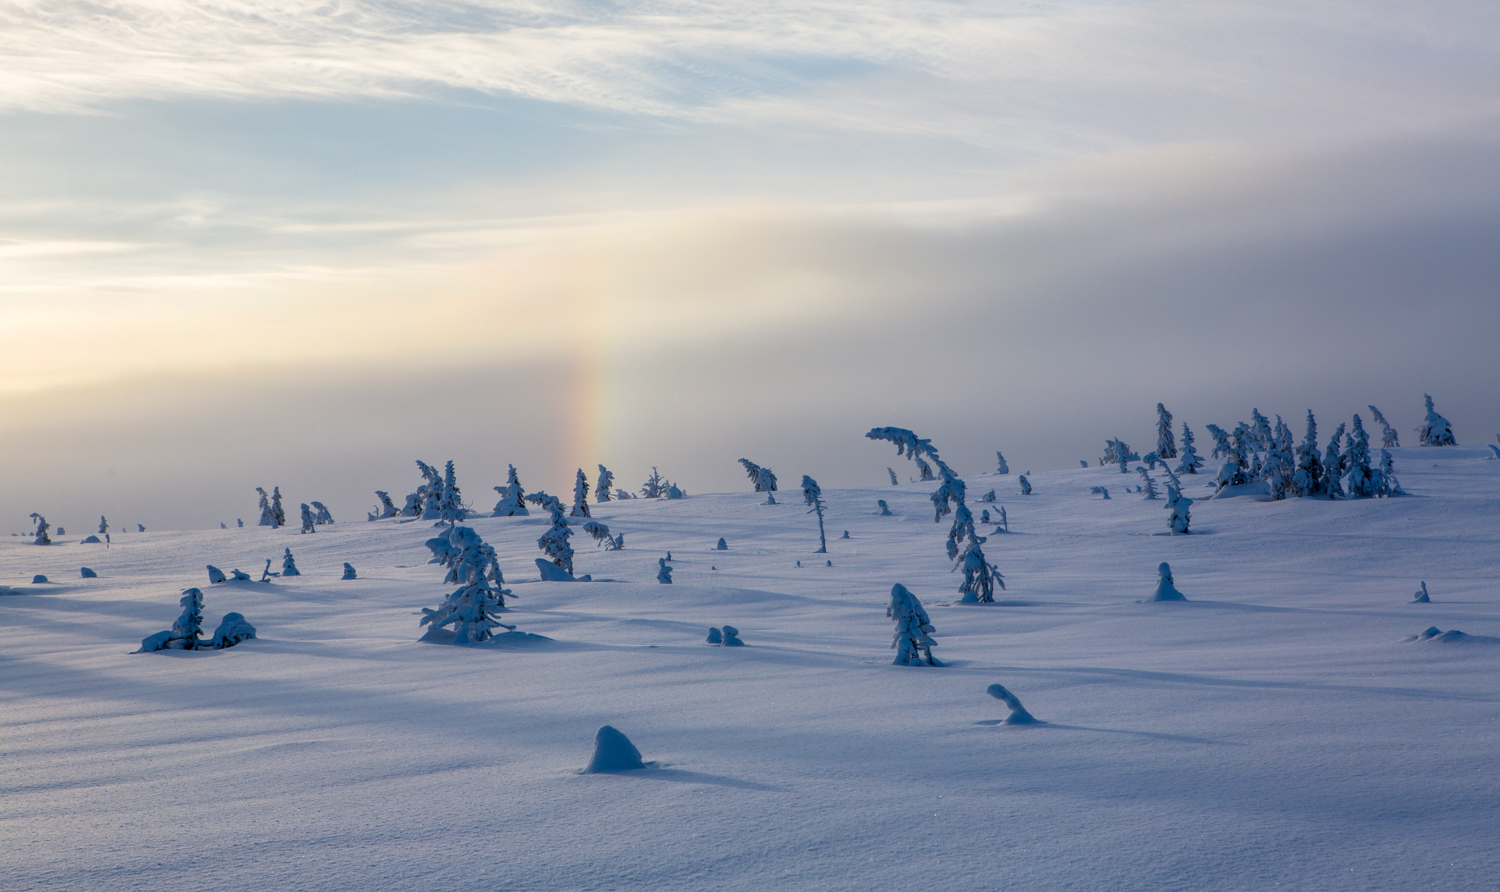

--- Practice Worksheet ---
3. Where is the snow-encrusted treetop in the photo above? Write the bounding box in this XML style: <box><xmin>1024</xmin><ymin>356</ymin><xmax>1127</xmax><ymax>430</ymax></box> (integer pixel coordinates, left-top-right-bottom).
<box><xmin>1418</xmin><ymin>394</ymin><xmax>1456</xmax><ymax>446</ymax></box>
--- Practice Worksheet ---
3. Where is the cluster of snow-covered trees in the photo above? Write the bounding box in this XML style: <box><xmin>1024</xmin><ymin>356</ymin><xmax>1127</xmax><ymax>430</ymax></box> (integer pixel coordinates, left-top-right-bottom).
<box><xmin>1198</xmin><ymin>407</ymin><xmax>1404</xmax><ymax>500</ymax></box>
<box><xmin>135</xmin><ymin>587</ymin><xmax>256</xmax><ymax>653</ymax></box>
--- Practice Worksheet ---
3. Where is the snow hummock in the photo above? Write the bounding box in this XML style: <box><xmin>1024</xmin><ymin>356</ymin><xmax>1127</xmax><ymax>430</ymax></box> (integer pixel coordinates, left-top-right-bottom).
<box><xmin>79</xmin><ymin>535</ymin><xmax>102</xmax><ymax>544</ymax></box>
<box><xmin>1148</xmin><ymin>562</ymin><xmax>1187</xmax><ymax>602</ymax></box>
<box><xmin>582</xmin><ymin>725</ymin><xmax>647</xmax><ymax>773</ymax></box>
<box><xmin>79</xmin><ymin>567</ymin><xmax>97</xmax><ymax>578</ymax></box>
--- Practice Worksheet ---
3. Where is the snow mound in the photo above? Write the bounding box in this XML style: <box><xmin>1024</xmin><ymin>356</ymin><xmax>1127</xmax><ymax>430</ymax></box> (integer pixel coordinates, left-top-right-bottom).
<box><xmin>1147</xmin><ymin>562</ymin><xmax>1187</xmax><ymax>602</ymax></box>
<box><xmin>80</xmin><ymin>567</ymin><xmax>97</xmax><ymax>578</ymax></box>
<box><xmin>536</xmin><ymin>558</ymin><xmax>579</xmax><ymax>582</ymax></box>
<box><xmin>583</xmin><ymin>725</ymin><xmax>646</xmax><ymax>773</ymax></box>
<box><xmin>79</xmin><ymin>535</ymin><xmax>102</xmax><ymax>544</ymax></box>
<box><xmin>207</xmin><ymin>565</ymin><xmax>227</xmax><ymax>584</ymax></box>
<box><xmin>1211</xmin><ymin>481</ymin><xmax>1271</xmax><ymax>500</ymax></box>
<box><xmin>32</xmin><ymin>574</ymin><xmax>48</xmax><ymax>584</ymax></box>
<box><xmin>1407</xmin><ymin>626</ymin><xmax>1496</xmax><ymax>644</ymax></box>
<box><xmin>418</xmin><ymin>626</ymin><xmax>553</xmax><ymax>647</ymax></box>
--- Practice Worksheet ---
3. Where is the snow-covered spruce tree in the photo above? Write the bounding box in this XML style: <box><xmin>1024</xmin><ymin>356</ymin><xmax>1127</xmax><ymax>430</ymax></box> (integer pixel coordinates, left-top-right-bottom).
<box><xmin>492</xmin><ymin>464</ymin><xmax>529</xmax><ymax>516</ymax></box>
<box><xmin>257</xmin><ymin>487</ymin><xmax>274</xmax><ymax>526</ymax></box>
<box><xmin>528</xmin><ymin>492</ymin><xmax>575</xmax><ymax>577</ymax></box>
<box><xmin>641</xmin><ymin>467</ymin><xmax>667</xmax><ymax>499</ymax></box>
<box><xmin>1263</xmin><ymin>418</ymin><xmax>1293</xmax><ymax>501</ymax></box>
<box><xmin>271</xmin><ymin>487</ymin><xmax>286</xmax><ymax>528</ymax></box>
<box><xmin>30</xmin><ymin>513</ymin><xmax>50</xmax><ymax>545</ymax></box>
<box><xmin>570</xmin><ymin>469</ymin><xmax>591</xmax><ymax>518</ymax></box>
<box><xmin>657</xmin><ymin>557</ymin><xmax>673</xmax><ymax>584</ymax></box>
<box><xmin>437</xmin><ymin>460</ymin><xmax>466</xmax><ymax>523</ymax></box>
<box><xmin>374</xmin><ymin>491</ymin><xmax>398</xmax><ymax>519</ymax></box>
<box><xmin>914</xmin><ymin>456</ymin><xmax>935</xmax><ymax>481</ymax></box>
<box><xmin>98</xmin><ymin>516</ymin><xmax>109</xmax><ymax>535</ymax></box>
<box><xmin>1019</xmin><ymin>475</ymin><xmax>1032</xmax><ymax>495</ymax></box>
<box><xmin>1380</xmin><ymin>450</ymin><xmax>1404</xmax><ymax>495</ymax></box>
<box><xmin>887</xmin><ymin>468</ymin><xmax>899</xmax><ymax>486</ymax></box>
<box><xmin>300</xmin><ymin>503</ymin><xmax>316</xmax><ymax>533</ymax></box>
<box><xmin>1176</xmin><ymin>424</ymin><xmax>1204</xmax><ymax>474</ymax></box>
<box><xmin>312</xmin><ymin>502</ymin><xmax>334</xmax><ymax>524</ymax></box>
<box><xmin>1323</xmin><ymin>422</ymin><xmax>1347</xmax><ymax>499</ymax></box>
<box><xmin>738</xmin><ymin>458</ymin><xmax>779</xmax><ymax>504</ymax></box>
<box><xmin>420</xmin><ymin>525</ymin><xmax>513</xmax><ymax>644</ymax></box>
<box><xmin>1343</xmin><ymin>415</ymin><xmax>1379</xmax><ymax>498</ymax></box>
<box><xmin>1417</xmin><ymin>394</ymin><xmax>1456</xmax><ymax>446</ymax></box>
<box><xmin>583</xmin><ymin>520</ymin><xmax>622</xmax><ymax>550</ymax></box>
<box><xmin>957</xmin><ymin>522</ymin><xmax>1004</xmax><ymax>604</ymax></box>
<box><xmin>614</xmin><ymin>488</ymin><xmax>633</xmax><ymax>500</ymax></box>
<box><xmin>1164</xmin><ymin>485</ymin><xmax>1192</xmax><ymax>534</ymax></box>
<box><xmin>281</xmin><ymin>548</ymin><xmax>301</xmax><ymax>577</ymax></box>
<box><xmin>1156</xmin><ymin>403</ymin><xmax>1177</xmax><ymax>459</ymax></box>
<box><xmin>596</xmin><ymin>465</ymin><xmax>615</xmax><ymax>503</ymax></box>
<box><xmin>170</xmin><ymin>587</ymin><xmax>206</xmax><ymax>649</ymax></box>
<box><xmin>995</xmin><ymin>451</ymin><xmax>1010</xmax><ymax>474</ymax></box>
<box><xmin>1251</xmin><ymin>409</ymin><xmax>1273</xmax><ymax>451</ymax></box>
<box><xmin>982</xmin><ymin>489</ymin><xmax>996</xmax><ymax>502</ymax></box>
<box><xmin>1136</xmin><ymin>467</ymin><xmax>1160</xmax><ymax>499</ymax></box>
<box><xmin>1291</xmin><ymin>411</ymin><xmax>1324</xmax><ymax>497</ymax></box>
<box><xmin>415</xmin><ymin>460</ymin><xmax>443</xmax><ymax>520</ymax></box>
<box><xmin>1204</xmin><ymin>424</ymin><xmax>1233</xmax><ymax>460</ymax></box>
<box><xmin>342</xmin><ymin>563</ymin><xmax>357</xmax><ymax>580</ymax></box>
<box><xmin>801</xmin><ymin>475</ymin><xmax>828</xmax><ymax>554</ymax></box>
<box><xmin>888</xmin><ymin>584</ymin><xmax>938</xmax><ymax>666</ymax></box>
<box><xmin>1369</xmin><ymin>405</ymin><xmax>1400</xmax><ymax>448</ymax></box>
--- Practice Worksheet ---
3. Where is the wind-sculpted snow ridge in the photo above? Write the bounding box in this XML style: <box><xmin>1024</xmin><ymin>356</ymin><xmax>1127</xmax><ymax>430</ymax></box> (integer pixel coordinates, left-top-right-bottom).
<box><xmin>4</xmin><ymin>446</ymin><xmax>1500</xmax><ymax>891</ymax></box>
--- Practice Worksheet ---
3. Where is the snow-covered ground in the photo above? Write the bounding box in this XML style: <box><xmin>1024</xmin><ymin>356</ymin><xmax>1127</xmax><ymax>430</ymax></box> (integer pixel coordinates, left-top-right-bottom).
<box><xmin>3</xmin><ymin>447</ymin><xmax>1497</xmax><ymax>891</ymax></box>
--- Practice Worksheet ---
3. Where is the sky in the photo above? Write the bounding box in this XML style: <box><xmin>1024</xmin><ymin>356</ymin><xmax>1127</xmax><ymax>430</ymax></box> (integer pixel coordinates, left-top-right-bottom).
<box><xmin>2</xmin><ymin>0</ymin><xmax>1499</xmax><ymax>530</ymax></box>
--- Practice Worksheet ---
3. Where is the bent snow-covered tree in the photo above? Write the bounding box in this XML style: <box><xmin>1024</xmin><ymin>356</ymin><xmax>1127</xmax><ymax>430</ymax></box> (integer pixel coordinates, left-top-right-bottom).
<box><xmin>1324</xmin><ymin>423</ymin><xmax>1347</xmax><ymax>499</ymax></box>
<box><xmin>596</xmin><ymin>465</ymin><xmax>615</xmax><ymax>503</ymax></box>
<box><xmin>492</xmin><ymin>465</ymin><xmax>529</xmax><ymax>516</ymax></box>
<box><xmin>528</xmin><ymin>491</ymin><xmax>575</xmax><ymax>577</ymax></box>
<box><xmin>739</xmin><ymin>458</ymin><xmax>779</xmax><ymax>504</ymax></box>
<box><xmin>299</xmin><ymin>503</ymin><xmax>316</xmax><ymax>533</ymax></box>
<box><xmin>1136</xmin><ymin>467</ymin><xmax>1160</xmax><ymax>500</ymax></box>
<box><xmin>311</xmin><ymin>502</ymin><xmax>334</xmax><ymax>524</ymax></box>
<box><xmin>421</xmin><ymin>525</ymin><xmax>513</xmax><ymax>643</ymax></box>
<box><xmin>30</xmin><ymin>513</ymin><xmax>50</xmax><ymax>546</ymax></box>
<box><xmin>257</xmin><ymin>488</ymin><xmax>274</xmax><ymax>526</ymax></box>
<box><xmin>571</xmin><ymin>469</ymin><xmax>591</xmax><ymax>518</ymax></box>
<box><xmin>801</xmin><ymin>475</ymin><xmax>828</xmax><ymax>554</ymax></box>
<box><xmin>373</xmin><ymin>491</ymin><xmax>398</xmax><ymax>519</ymax></box>
<box><xmin>888</xmin><ymin>584</ymin><xmax>938</xmax><ymax>666</ymax></box>
<box><xmin>995</xmin><ymin>451</ymin><xmax>1010</xmax><ymax>475</ymax></box>
<box><xmin>168</xmin><ymin>587</ymin><xmax>205</xmax><ymax>650</ymax></box>
<box><xmin>1155</xmin><ymin>404</ymin><xmax>1177</xmax><ymax>459</ymax></box>
<box><xmin>1369</xmin><ymin>405</ymin><xmax>1400</xmax><ymax>448</ymax></box>
<box><xmin>1417</xmin><ymin>394</ymin><xmax>1456</xmax><ymax>446</ymax></box>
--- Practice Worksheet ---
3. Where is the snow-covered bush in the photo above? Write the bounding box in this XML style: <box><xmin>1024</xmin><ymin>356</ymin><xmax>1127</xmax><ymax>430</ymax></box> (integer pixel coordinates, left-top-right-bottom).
<box><xmin>995</xmin><ymin>451</ymin><xmax>1010</xmax><ymax>474</ymax></box>
<box><xmin>583</xmin><ymin>520</ymin><xmax>623</xmax><ymax>550</ymax></box>
<box><xmin>802</xmin><ymin>475</ymin><xmax>828</xmax><ymax>553</ymax></box>
<box><xmin>1417</xmin><ymin>394</ymin><xmax>1456</xmax><ymax>446</ymax></box>
<box><xmin>739</xmin><ymin>458</ymin><xmax>779</xmax><ymax>504</ymax></box>
<box><xmin>1090</xmin><ymin>486</ymin><xmax>1111</xmax><ymax>499</ymax></box>
<box><xmin>707</xmin><ymin>627</ymin><xmax>723</xmax><ymax>644</ymax></box>
<box><xmin>1156</xmin><ymin>403</ymin><xmax>1177</xmax><ymax>459</ymax></box>
<box><xmin>877</xmin><ymin>499</ymin><xmax>892</xmax><ymax>515</ymax></box>
<box><xmin>571</xmin><ymin>469</ymin><xmax>591</xmax><ymax>518</ymax></box>
<box><xmin>666</xmin><ymin>482</ymin><xmax>685</xmax><ymax>499</ymax></box>
<box><xmin>1101</xmin><ymin>438</ymin><xmax>1138</xmax><ymax>471</ymax></box>
<box><xmin>986</xmin><ymin>683</ymin><xmax>1040</xmax><ymax>724</ymax></box>
<box><xmin>721</xmin><ymin>625</ymin><xmax>744</xmax><ymax>646</ymax></box>
<box><xmin>210</xmin><ymin>613</ymin><xmax>257</xmax><ymax>649</ymax></box>
<box><xmin>1368</xmin><ymin>405</ymin><xmax>1400</xmax><ymax>448</ymax></box>
<box><xmin>342</xmin><ymin>563</ymin><xmax>357</xmax><ymax>580</ymax></box>
<box><xmin>492</xmin><ymin>465</ymin><xmax>530</xmax><ymax>516</ymax></box>
<box><xmin>30</xmin><ymin>513</ymin><xmax>50</xmax><ymax>545</ymax></box>
<box><xmin>657</xmin><ymin>557</ymin><xmax>673</xmax><ymax>584</ymax></box>
<box><xmin>641</xmin><ymin>467</ymin><xmax>667</xmax><ymax>499</ymax></box>
<box><xmin>1136</xmin><ymin>468</ymin><xmax>1160</xmax><ymax>500</ymax></box>
<box><xmin>888</xmin><ymin>584</ymin><xmax>938</xmax><ymax>666</ymax></box>
<box><xmin>596</xmin><ymin>465</ymin><xmax>615</xmax><ymax>502</ymax></box>
<box><xmin>420</xmin><ymin>525</ymin><xmax>513</xmax><ymax>644</ymax></box>
<box><xmin>281</xmin><ymin>548</ymin><xmax>301</xmax><ymax>577</ymax></box>
<box><xmin>1019</xmin><ymin>475</ymin><xmax>1032</xmax><ymax>495</ymax></box>
<box><xmin>1149</xmin><ymin>562</ymin><xmax>1187</xmax><ymax>601</ymax></box>
<box><xmin>374</xmin><ymin>491</ymin><xmax>398</xmax><ymax>519</ymax></box>
<box><xmin>1412</xmin><ymin>581</ymin><xmax>1430</xmax><ymax>604</ymax></box>
<box><xmin>1175</xmin><ymin>425</ymin><xmax>1203</xmax><ymax>474</ymax></box>
<box><xmin>312</xmin><ymin>502</ymin><xmax>334</xmax><ymax>524</ymax></box>
<box><xmin>300</xmin><ymin>503</ymin><xmax>316</xmax><ymax>533</ymax></box>
<box><xmin>1164</xmin><ymin>485</ymin><xmax>1192</xmax><ymax>535</ymax></box>
<box><xmin>207</xmin><ymin>565</ymin><xmax>227</xmax><ymax>584</ymax></box>
<box><xmin>982</xmin><ymin>489</ymin><xmax>996</xmax><ymax>502</ymax></box>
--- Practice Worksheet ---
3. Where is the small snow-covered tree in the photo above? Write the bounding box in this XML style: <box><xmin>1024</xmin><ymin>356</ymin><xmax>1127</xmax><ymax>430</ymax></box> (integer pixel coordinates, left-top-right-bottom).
<box><xmin>400</xmin><ymin>492</ymin><xmax>424</xmax><ymax>517</ymax></box>
<box><xmin>271</xmin><ymin>487</ymin><xmax>286</xmax><ymax>528</ymax></box>
<box><xmin>915</xmin><ymin>456</ymin><xmax>935</xmax><ymax>481</ymax></box>
<box><xmin>1250</xmin><ymin>409</ymin><xmax>1273</xmax><ymax>451</ymax></box>
<box><xmin>583</xmin><ymin>520</ymin><xmax>622</xmax><ymax>550</ymax></box>
<box><xmin>1156</xmin><ymin>403</ymin><xmax>1177</xmax><ymax>459</ymax></box>
<box><xmin>171</xmin><ymin>587</ymin><xmax>206</xmax><ymax>648</ymax></box>
<box><xmin>641</xmin><ymin>467</ymin><xmax>667</xmax><ymax>499</ymax></box>
<box><xmin>1368</xmin><ymin>405</ymin><xmax>1400</xmax><ymax>448</ymax></box>
<box><xmin>877</xmin><ymin>499</ymin><xmax>892</xmax><ymax>515</ymax></box>
<box><xmin>1204</xmin><ymin>424</ymin><xmax>1233</xmax><ymax>460</ymax></box>
<box><xmin>210</xmin><ymin>613</ymin><xmax>257</xmax><ymax>649</ymax></box>
<box><xmin>281</xmin><ymin>548</ymin><xmax>301</xmax><ymax>577</ymax></box>
<box><xmin>1291</xmin><ymin>411</ymin><xmax>1324</xmax><ymax>497</ymax></box>
<box><xmin>888</xmin><ymin>584</ymin><xmax>938</xmax><ymax>666</ymax></box>
<box><xmin>98</xmin><ymin>516</ymin><xmax>109</xmax><ymax>535</ymax></box>
<box><xmin>596</xmin><ymin>465</ymin><xmax>615</xmax><ymax>502</ymax></box>
<box><xmin>1417</xmin><ymin>394</ymin><xmax>1456</xmax><ymax>446</ymax></box>
<box><xmin>1090</xmin><ymin>486</ymin><xmax>1111</xmax><ymax>499</ymax></box>
<box><xmin>571</xmin><ymin>469</ymin><xmax>591</xmax><ymax>518</ymax></box>
<box><xmin>995</xmin><ymin>451</ymin><xmax>1010</xmax><ymax>474</ymax></box>
<box><xmin>299</xmin><ymin>503</ymin><xmax>316</xmax><ymax>533</ymax></box>
<box><xmin>492</xmin><ymin>465</ymin><xmax>529</xmax><ymax>516</ymax></box>
<box><xmin>1343</xmin><ymin>414</ymin><xmax>1379</xmax><ymax>497</ymax></box>
<box><xmin>1019</xmin><ymin>475</ymin><xmax>1032</xmax><ymax>495</ymax></box>
<box><xmin>739</xmin><ymin>458</ymin><xmax>779</xmax><ymax>504</ymax></box>
<box><xmin>887</xmin><ymin>468</ymin><xmax>899</xmax><ymax>486</ymax></box>
<box><xmin>1380</xmin><ymin>449</ymin><xmax>1404</xmax><ymax>495</ymax></box>
<box><xmin>957</xmin><ymin>531</ymin><xmax>1004</xmax><ymax>604</ymax></box>
<box><xmin>311</xmin><ymin>502</ymin><xmax>334</xmax><ymax>524</ymax></box>
<box><xmin>528</xmin><ymin>491</ymin><xmax>575</xmax><ymax>577</ymax></box>
<box><xmin>657</xmin><ymin>557</ymin><xmax>673</xmax><ymax>584</ymax></box>
<box><xmin>1136</xmin><ymin>467</ymin><xmax>1160</xmax><ymax>499</ymax></box>
<box><xmin>436</xmin><ymin>460</ymin><xmax>465</xmax><ymax>522</ymax></box>
<box><xmin>374</xmin><ymin>491</ymin><xmax>398</xmax><ymax>519</ymax></box>
<box><xmin>1150</xmin><ymin>562</ymin><xmax>1187</xmax><ymax>601</ymax></box>
<box><xmin>802</xmin><ymin>475</ymin><xmax>828</xmax><ymax>554</ymax></box>
<box><xmin>257</xmin><ymin>487</ymin><xmax>274</xmax><ymax>526</ymax></box>
<box><xmin>1164</xmin><ymin>485</ymin><xmax>1192</xmax><ymax>534</ymax></box>
<box><xmin>420</xmin><ymin>525</ymin><xmax>513</xmax><ymax>644</ymax></box>
<box><xmin>414</xmin><ymin>460</ymin><xmax>443</xmax><ymax>519</ymax></box>
<box><xmin>30</xmin><ymin>513</ymin><xmax>50</xmax><ymax>545</ymax></box>
<box><xmin>1176</xmin><ymin>424</ymin><xmax>1204</xmax><ymax>474</ymax></box>
<box><xmin>1323</xmin><ymin>422</ymin><xmax>1347</xmax><ymax>499</ymax></box>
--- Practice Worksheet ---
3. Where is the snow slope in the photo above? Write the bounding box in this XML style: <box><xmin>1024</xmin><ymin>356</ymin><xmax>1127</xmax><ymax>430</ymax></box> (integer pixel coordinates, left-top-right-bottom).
<box><xmin>2</xmin><ymin>447</ymin><xmax>1497</xmax><ymax>891</ymax></box>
